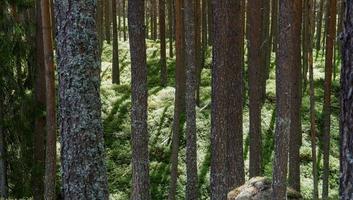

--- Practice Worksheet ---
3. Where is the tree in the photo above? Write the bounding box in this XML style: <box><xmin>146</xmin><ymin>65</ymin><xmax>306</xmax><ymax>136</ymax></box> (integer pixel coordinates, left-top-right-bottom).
<box><xmin>112</xmin><ymin>0</ymin><xmax>120</xmax><ymax>84</ymax></box>
<box><xmin>104</xmin><ymin>0</ymin><xmax>111</xmax><ymax>44</ymax></box>
<box><xmin>247</xmin><ymin>0</ymin><xmax>263</xmax><ymax>178</ymax></box>
<box><xmin>167</xmin><ymin>0</ymin><xmax>174</xmax><ymax>58</ymax></box>
<box><xmin>128</xmin><ymin>0</ymin><xmax>150</xmax><ymax>198</ymax></box>
<box><xmin>123</xmin><ymin>0</ymin><xmax>127</xmax><ymax>41</ymax></box>
<box><xmin>0</xmin><ymin>96</ymin><xmax>7</xmax><ymax>199</ymax></box>
<box><xmin>288</xmin><ymin>0</ymin><xmax>302</xmax><ymax>192</ymax></box>
<box><xmin>40</xmin><ymin>0</ymin><xmax>57</xmax><ymax>198</ymax></box>
<box><xmin>340</xmin><ymin>1</ymin><xmax>353</xmax><ymax>198</ymax></box>
<box><xmin>315</xmin><ymin>0</ymin><xmax>324</xmax><ymax>56</ymax></box>
<box><xmin>322</xmin><ymin>0</ymin><xmax>337</xmax><ymax>198</ymax></box>
<box><xmin>211</xmin><ymin>0</ymin><xmax>244</xmax><ymax>199</ymax></box>
<box><xmin>159</xmin><ymin>0</ymin><xmax>167</xmax><ymax>86</ymax></box>
<box><xmin>54</xmin><ymin>0</ymin><xmax>109</xmax><ymax>198</ymax></box>
<box><xmin>272</xmin><ymin>0</ymin><xmax>301</xmax><ymax>199</ymax></box>
<box><xmin>184</xmin><ymin>0</ymin><xmax>198</xmax><ymax>199</ymax></box>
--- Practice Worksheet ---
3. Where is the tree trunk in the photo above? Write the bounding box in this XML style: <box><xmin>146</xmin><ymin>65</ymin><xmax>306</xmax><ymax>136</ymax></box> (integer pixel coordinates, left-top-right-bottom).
<box><xmin>184</xmin><ymin>0</ymin><xmax>198</xmax><ymax>199</ymax></box>
<box><xmin>112</xmin><ymin>0</ymin><xmax>120</xmax><ymax>84</ymax></box>
<box><xmin>128</xmin><ymin>0</ymin><xmax>150</xmax><ymax>199</ymax></box>
<box><xmin>54</xmin><ymin>0</ymin><xmax>109</xmax><ymax>198</ymax></box>
<box><xmin>322</xmin><ymin>0</ymin><xmax>337</xmax><ymax>198</ymax></box>
<box><xmin>123</xmin><ymin>0</ymin><xmax>127</xmax><ymax>41</ymax></box>
<box><xmin>211</xmin><ymin>0</ymin><xmax>244</xmax><ymax>199</ymax></box>
<box><xmin>260</xmin><ymin>0</ymin><xmax>271</xmax><ymax>102</ymax></box>
<box><xmin>340</xmin><ymin>2</ymin><xmax>353</xmax><ymax>198</ymax></box>
<box><xmin>160</xmin><ymin>0</ymin><xmax>167</xmax><ymax>86</ymax></box>
<box><xmin>96</xmin><ymin>0</ymin><xmax>104</xmax><ymax>54</ymax></box>
<box><xmin>168</xmin><ymin>0</ymin><xmax>186</xmax><ymax>199</ymax></box>
<box><xmin>272</xmin><ymin>0</ymin><xmax>301</xmax><ymax>199</ymax></box>
<box><xmin>40</xmin><ymin>0</ymin><xmax>57</xmax><ymax>198</ymax></box>
<box><xmin>247</xmin><ymin>0</ymin><xmax>263</xmax><ymax>178</ymax></box>
<box><xmin>194</xmin><ymin>0</ymin><xmax>201</xmax><ymax>106</ymax></box>
<box><xmin>315</xmin><ymin>0</ymin><xmax>324</xmax><ymax>56</ymax></box>
<box><xmin>168</xmin><ymin>0</ymin><xmax>174</xmax><ymax>58</ymax></box>
<box><xmin>207</xmin><ymin>0</ymin><xmax>212</xmax><ymax>45</ymax></box>
<box><xmin>271</xmin><ymin>0</ymin><xmax>278</xmax><ymax>53</ymax></box>
<box><xmin>0</xmin><ymin>96</ymin><xmax>7</xmax><ymax>199</ymax></box>
<box><xmin>105</xmin><ymin>0</ymin><xmax>111</xmax><ymax>44</ymax></box>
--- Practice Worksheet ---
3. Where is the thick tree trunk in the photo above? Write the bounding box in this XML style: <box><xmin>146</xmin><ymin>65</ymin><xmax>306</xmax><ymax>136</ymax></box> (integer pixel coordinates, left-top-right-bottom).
<box><xmin>340</xmin><ymin>2</ymin><xmax>353</xmax><ymax>198</ymax></box>
<box><xmin>40</xmin><ymin>0</ymin><xmax>57</xmax><ymax>198</ymax></box>
<box><xmin>54</xmin><ymin>0</ymin><xmax>109</xmax><ymax>198</ymax></box>
<box><xmin>112</xmin><ymin>0</ymin><xmax>120</xmax><ymax>84</ymax></box>
<box><xmin>272</xmin><ymin>0</ymin><xmax>301</xmax><ymax>199</ymax></box>
<box><xmin>247</xmin><ymin>0</ymin><xmax>263</xmax><ymax>178</ymax></box>
<box><xmin>184</xmin><ymin>1</ymin><xmax>198</xmax><ymax>199</ymax></box>
<box><xmin>322</xmin><ymin>0</ymin><xmax>337</xmax><ymax>198</ymax></box>
<box><xmin>211</xmin><ymin>0</ymin><xmax>244</xmax><ymax>199</ymax></box>
<box><xmin>160</xmin><ymin>0</ymin><xmax>167</xmax><ymax>86</ymax></box>
<box><xmin>128</xmin><ymin>0</ymin><xmax>150</xmax><ymax>199</ymax></box>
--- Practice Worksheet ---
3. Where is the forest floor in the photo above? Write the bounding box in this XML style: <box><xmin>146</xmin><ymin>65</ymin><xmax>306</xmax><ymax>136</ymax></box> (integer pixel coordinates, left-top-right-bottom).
<box><xmin>100</xmin><ymin>40</ymin><xmax>340</xmax><ymax>200</ymax></box>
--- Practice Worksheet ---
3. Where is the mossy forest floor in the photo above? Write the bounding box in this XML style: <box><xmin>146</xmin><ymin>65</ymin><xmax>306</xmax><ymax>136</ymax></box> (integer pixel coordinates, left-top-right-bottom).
<box><xmin>100</xmin><ymin>40</ymin><xmax>340</xmax><ymax>199</ymax></box>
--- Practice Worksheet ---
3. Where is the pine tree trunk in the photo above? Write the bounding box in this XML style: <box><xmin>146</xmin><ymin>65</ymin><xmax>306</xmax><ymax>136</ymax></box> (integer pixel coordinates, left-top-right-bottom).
<box><xmin>54</xmin><ymin>0</ymin><xmax>109</xmax><ymax>198</ymax></box>
<box><xmin>194</xmin><ymin>0</ymin><xmax>201</xmax><ymax>106</ymax></box>
<box><xmin>40</xmin><ymin>0</ymin><xmax>57</xmax><ymax>198</ymax></box>
<box><xmin>168</xmin><ymin>0</ymin><xmax>174</xmax><ymax>58</ymax></box>
<box><xmin>105</xmin><ymin>0</ymin><xmax>111</xmax><ymax>44</ymax></box>
<box><xmin>322</xmin><ymin>0</ymin><xmax>337</xmax><ymax>198</ymax></box>
<box><xmin>207</xmin><ymin>0</ymin><xmax>212</xmax><ymax>45</ymax></box>
<box><xmin>0</xmin><ymin>96</ymin><xmax>7</xmax><ymax>199</ymax></box>
<box><xmin>160</xmin><ymin>0</ymin><xmax>167</xmax><ymax>86</ymax></box>
<box><xmin>247</xmin><ymin>0</ymin><xmax>263</xmax><ymax>178</ymax></box>
<box><xmin>112</xmin><ymin>0</ymin><xmax>120</xmax><ymax>84</ymax></box>
<box><xmin>340</xmin><ymin>2</ymin><xmax>353</xmax><ymax>198</ymax></box>
<box><xmin>211</xmin><ymin>0</ymin><xmax>244</xmax><ymax>199</ymax></box>
<box><xmin>271</xmin><ymin>0</ymin><xmax>278</xmax><ymax>53</ymax></box>
<box><xmin>96</xmin><ymin>0</ymin><xmax>104</xmax><ymax>54</ymax></box>
<box><xmin>123</xmin><ymin>0</ymin><xmax>127</xmax><ymax>41</ymax></box>
<box><xmin>315</xmin><ymin>0</ymin><xmax>324</xmax><ymax>56</ymax></box>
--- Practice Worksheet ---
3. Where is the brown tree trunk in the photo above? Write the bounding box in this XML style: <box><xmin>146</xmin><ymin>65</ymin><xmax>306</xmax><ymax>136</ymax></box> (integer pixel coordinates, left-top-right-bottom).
<box><xmin>194</xmin><ymin>0</ymin><xmax>201</xmax><ymax>106</ymax></box>
<box><xmin>260</xmin><ymin>0</ymin><xmax>271</xmax><ymax>102</ymax></box>
<box><xmin>271</xmin><ymin>0</ymin><xmax>278</xmax><ymax>53</ymax></box>
<box><xmin>315</xmin><ymin>0</ymin><xmax>324</xmax><ymax>56</ymax></box>
<box><xmin>128</xmin><ymin>0</ymin><xmax>150</xmax><ymax>199</ymax></box>
<box><xmin>211</xmin><ymin>0</ymin><xmax>244</xmax><ymax>199</ymax></box>
<box><xmin>247</xmin><ymin>0</ymin><xmax>263</xmax><ymax>178</ymax></box>
<box><xmin>40</xmin><ymin>0</ymin><xmax>57</xmax><ymax>198</ymax></box>
<box><xmin>322</xmin><ymin>0</ymin><xmax>337</xmax><ymax>198</ymax></box>
<box><xmin>105</xmin><ymin>0</ymin><xmax>111</xmax><ymax>44</ymax></box>
<box><xmin>96</xmin><ymin>0</ymin><xmax>104</xmax><ymax>54</ymax></box>
<box><xmin>168</xmin><ymin>0</ymin><xmax>185</xmax><ymax>199</ymax></box>
<box><xmin>184</xmin><ymin>0</ymin><xmax>198</xmax><ymax>199</ymax></box>
<box><xmin>340</xmin><ymin>2</ymin><xmax>353</xmax><ymax>198</ymax></box>
<box><xmin>272</xmin><ymin>0</ymin><xmax>301</xmax><ymax>199</ymax></box>
<box><xmin>167</xmin><ymin>0</ymin><xmax>174</xmax><ymax>58</ymax></box>
<box><xmin>207</xmin><ymin>0</ymin><xmax>212</xmax><ymax>45</ymax></box>
<box><xmin>123</xmin><ymin>0</ymin><xmax>127</xmax><ymax>41</ymax></box>
<box><xmin>0</xmin><ymin>97</ymin><xmax>7</xmax><ymax>199</ymax></box>
<box><xmin>112</xmin><ymin>0</ymin><xmax>120</xmax><ymax>84</ymax></box>
<box><xmin>160</xmin><ymin>0</ymin><xmax>167</xmax><ymax>86</ymax></box>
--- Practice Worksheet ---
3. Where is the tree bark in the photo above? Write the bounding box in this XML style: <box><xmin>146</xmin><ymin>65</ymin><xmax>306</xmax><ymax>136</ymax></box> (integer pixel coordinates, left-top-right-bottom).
<box><xmin>105</xmin><ymin>0</ymin><xmax>111</xmax><ymax>44</ymax></box>
<box><xmin>247</xmin><ymin>0</ymin><xmax>263</xmax><ymax>178</ymax></box>
<box><xmin>123</xmin><ymin>0</ymin><xmax>127</xmax><ymax>41</ymax></box>
<box><xmin>211</xmin><ymin>0</ymin><xmax>244</xmax><ymax>199</ymax></box>
<box><xmin>112</xmin><ymin>0</ymin><xmax>120</xmax><ymax>84</ymax></box>
<box><xmin>0</xmin><ymin>96</ymin><xmax>7</xmax><ymax>199</ymax></box>
<box><xmin>167</xmin><ymin>0</ymin><xmax>174</xmax><ymax>58</ymax></box>
<box><xmin>128</xmin><ymin>0</ymin><xmax>150</xmax><ymax>199</ymax></box>
<box><xmin>315</xmin><ymin>0</ymin><xmax>324</xmax><ymax>56</ymax></box>
<box><xmin>160</xmin><ymin>0</ymin><xmax>167</xmax><ymax>86</ymax></box>
<box><xmin>54</xmin><ymin>0</ymin><xmax>109</xmax><ymax>198</ymax></box>
<box><xmin>194</xmin><ymin>0</ymin><xmax>201</xmax><ymax>106</ymax></box>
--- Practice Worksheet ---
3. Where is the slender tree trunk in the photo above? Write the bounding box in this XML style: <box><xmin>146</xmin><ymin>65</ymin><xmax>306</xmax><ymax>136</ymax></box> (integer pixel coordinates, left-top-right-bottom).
<box><xmin>168</xmin><ymin>0</ymin><xmax>174</xmax><ymax>58</ymax></box>
<box><xmin>260</xmin><ymin>0</ymin><xmax>271</xmax><ymax>102</ymax></box>
<box><xmin>112</xmin><ymin>0</ymin><xmax>120</xmax><ymax>84</ymax></box>
<box><xmin>123</xmin><ymin>0</ymin><xmax>127</xmax><ymax>41</ymax></box>
<box><xmin>0</xmin><ymin>96</ymin><xmax>7</xmax><ymax>200</ymax></box>
<box><xmin>40</xmin><ymin>0</ymin><xmax>57</xmax><ymax>198</ymax></box>
<box><xmin>128</xmin><ymin>0</ymin><xmax>150</xmax><ymax>199</ymax></box>
<box><xmin>315</xmin><ymin>0</ymin><xmax>324</xmax><ymax>56</ymax></box>
<box><xmin>54</xmin><ymin>0</ymin><xmax>109</xmax><ymax>198</ymax></box>
<box><xmin>160</xmin><ymin>0</ymin><xmax>167</xmax><ymax>86</ymax></box>
<box><xmin>272</xmin><ymin>0</ymin><xmax>301</xmax><ymax>199</ymax></box>
<box><xmin>97</xmin><ymin>0</ymin><xmax>104</xmax><ymax>54</ymax></box>
<box><xmin>303</xmin><ymin>0</ymin><xmax>309</xmax><ymax>91</ymax></box>
<box><xmin>168</xmin><ymin>0</ymin><xmax>185</xmax><ymax>199</ymax></box>
<box><xmin>207</xmin><ymin>0</ymin><xmax>212</xmax><ymax>45</ymax></box>
<box><xmin>288</xmin><ymin>0</ymin><xmax>303</xmax><ymax>192</ymax></box>
<box><xmin>211</xmin><ymin>0</ymin><xmax>244</xmax><ymax>199</ymax></box>
<box><xmin>247</xmin><ymin>0</ymin><xmax>263</xmax><ymax>178</ymax></box>
<box><xmin>271</xmin><ymin>0</ymin><xmax>278</xmax><ymax>53</ymax></box>
<box><xmin>184</xmin><ymin>1</ymin><xmax>198</xmax><ymax>199</ymax></box>
<box><xmin>340</xmin><ymin>2</ymin><xmax>353</xmax><ymax>198</ymax></box>
<box><xmin>194</xmin><ymin>0</ymin><xmax>201</xmax><ymax>106</ymax></box>
<box><xmin>322</xmin><ymin>0</ymin><xmax>337</xmax><ymax>198</ymax></box>
<box><xmin>105</xmin><ymin>0</ymin><xmax>111</xmax><ymax>44</ymax></box>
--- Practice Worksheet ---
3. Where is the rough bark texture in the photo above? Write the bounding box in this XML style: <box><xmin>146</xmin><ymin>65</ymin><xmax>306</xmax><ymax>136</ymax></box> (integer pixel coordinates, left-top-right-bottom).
<box><xmin>211</xmin><ymin>0</ymin><xmax>244</xmax><ymax>199</ymax></box>
<box><xmin>194</xmin><ymin>0</ymin><xmax>202</xmax><ymax>106</ymax></box>
<box><xmin>159</xmin><ymin>0</ymin><xmax>167</xmax><ymax>86</ymax></box>
<box><xmin>272</xmin><ymin>0</ymin><xmax>298</xmax><ymax>199</ymax></box>
<box><xmin>112</xmin><ymin>0</ymin><xmax>120</xmax><ymax>84</ymax></box>
<box><xmin>168</xmin><ymin>0</ymin><xmax>185</xmax><ymax>199</ymax></box>
<box><xmin>54</xmin><ymin>1</ymin><xmax>109</xmax><ymax>199</ymax></box>
<box><xmin>128</xmin><ymin>0</ymin><xmax>150</xmax><ymax>199</ymax></box>
<box><xmin>104</xmin><ymin>0</ymin><xmax>111</xmax><ymax>44</ymax></box>
<box><xmin>247</xmin><ymin>0</ymin><xmax>263</xmax><ymax>178</ymax></box>
<box><xmin>322</xmin><ymin>0</ymin><xmax>337</xmax><ymax>198</ymax></box>
<box><xmin>288</xmin><ymin>0</ymin><xmax>302</xmax><ymax>193</ymax></box>
<box><xmin>340</xmin><ymin>2</ymin><xmax>353</xmax><ymax>198</ymax></box>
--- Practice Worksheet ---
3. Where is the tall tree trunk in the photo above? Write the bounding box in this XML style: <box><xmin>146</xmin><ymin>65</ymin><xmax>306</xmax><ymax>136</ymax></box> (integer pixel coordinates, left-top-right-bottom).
<box><xmin>340</xmin><ymin>2</ymin><xmax>353</xmax><ymax>198</ymax></box>
<box><xmin>40</xmin><ymin>0</ymin><xmax>57</xmax><ymax>198</ymax></box>
<box><xmin>167</xmin><ymin>0</ymin><xmax>174</xmax><ymax>58</ymax></box>
<box><xmin>105</xmin><ymin>0</ymin><xmax>111</xmax><ymax>44</ymax></box>
<box><xmin>272</xmin><ymin>0</ymin><xmax>301</xmax><ymax>199</ymax></box>
<box><xmin>260</xmin><ymin>0</ymin><xmax>271</xmax><ymax>102</ymax></box>
<box><xmin>160</xmin><ymin>0</ymin><xmax>167</xmax><ymax>86</ymax></box>
<box><xmin>96</xmin><ymin>0</ymin><xmax>104</xmax><ymax>54</ymax></box>
<box><xmin>112</xmin><ymin>0</ymin><xmax>120</xmax><ymax>84</ymax></box>
<box><xmin>288</xmin><ymin>0</ymin><xmax>303</xmax><ymax>192</ymax></box>
<box><xmin>184</xmin><ymin>1</ymin><xmax>198</xmax><ymax>199</ymax></box>
<box><xmin>0</xmin><ymin>97</ymin><xmax>7</xmax><ymax>199</ymax></box>
<box><xmin>194</xmin><ymin>0</ymin><xmax>201</xmax><ymax>106</ymax></box>
<box><xmin>315</xmin><ymin>0</ymin><xmax>324</xmax><ymax>56</ymax></box>
<box><xmin>54</xmin><ymin>0</ymin><xmax>109</xmax><ymax>198</ymax></box>
<box><xmin>211</xmin><ymin>0</ymin><xmax>244</xmax><ymax>199</ymax></box>
<box><xmin>123</xmin><ymin>0</ymin><xmax>127</xmax><ymax>41</ymax></box>
<box><xmin>271</xmin><ymin>0</ymin><xmax>278</xmax><ymax>53</ymax></box>
<box><xmin>247</xmin><ymin>0</ymin><xmax>263</xmax><ymax>178</ymax></box>
<box><xmin>207</xmin><ymin>0</ymin><xmax>212</xmax><ymax>45</ymax></box>
<box><xmin>168</xmin><ymin>0</ymin><xmax>186</xmax><ymax>199</ymax></box>
<box><xmin>128</xmin><ymin>0</ymin><xmax>150</xmax><ymax>199</ymax></box>
<box><xmin>322</xmin><ymin>0</ymin><xmax>337</xmax><ymax>198</ymax></box>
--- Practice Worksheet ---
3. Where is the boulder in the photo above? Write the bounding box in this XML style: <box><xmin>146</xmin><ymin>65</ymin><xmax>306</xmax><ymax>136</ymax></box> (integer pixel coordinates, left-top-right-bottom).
<box><xmin>227</xmin><ymin>177</ymin><xmax>302</xmax><ymax>200</ymax></box>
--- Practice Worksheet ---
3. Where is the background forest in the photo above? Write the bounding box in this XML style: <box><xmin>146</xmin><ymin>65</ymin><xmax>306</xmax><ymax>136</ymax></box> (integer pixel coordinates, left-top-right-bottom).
<box><xmin>0</xmin><ymin>0</ymin><xmax>350</xmax><ymax>199</ymax></box>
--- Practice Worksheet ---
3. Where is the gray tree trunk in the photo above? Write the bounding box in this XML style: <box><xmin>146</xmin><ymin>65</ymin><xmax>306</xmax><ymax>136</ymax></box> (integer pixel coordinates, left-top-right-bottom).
<box><xmin>54</xmin><ymin>1</ymin><xmax>109</xmax><ymax>199</ymax></box>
